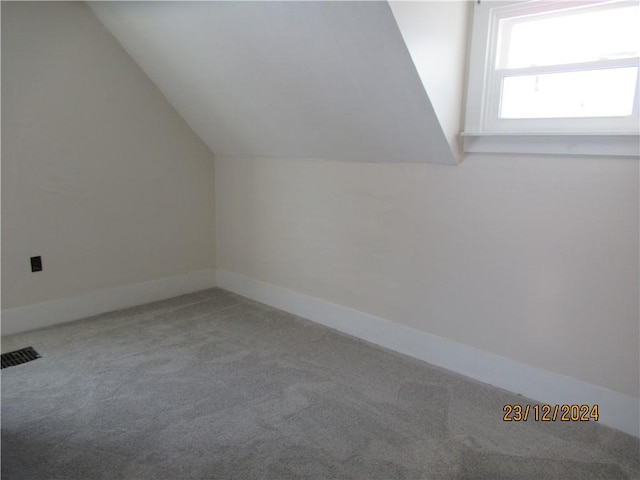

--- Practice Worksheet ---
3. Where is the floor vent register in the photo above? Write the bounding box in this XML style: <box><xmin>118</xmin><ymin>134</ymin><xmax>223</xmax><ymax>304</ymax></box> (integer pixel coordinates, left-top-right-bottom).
<box><xmin>1</xmin><ymin>347</ymin><xmax>41</xmax><ymax>369</ymax></box>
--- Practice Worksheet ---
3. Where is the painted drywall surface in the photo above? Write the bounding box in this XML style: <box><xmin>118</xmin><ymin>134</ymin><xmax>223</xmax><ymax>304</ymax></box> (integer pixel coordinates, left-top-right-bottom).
<box><xmin>215</xmin><ymin>154</ymin><xmax>640</xmax><ymax>398</ymax></box>
<box><xmin>1</xmin><ymin>2</ymin><xmax>215</xmax><ymax>309</ymax></box>
<box><xmin>89</xmin><ymin>1</ymin><xmax>454</xmax><ymax>164</ymax></box>
<box><xmin>389</xmin><ymin>1</ymin><xmax>471</xmax><ymax>162</ymax></box>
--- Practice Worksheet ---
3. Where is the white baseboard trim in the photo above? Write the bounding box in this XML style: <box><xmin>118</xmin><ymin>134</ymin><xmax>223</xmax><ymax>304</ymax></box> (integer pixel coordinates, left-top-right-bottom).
<box><xmin>1</xmin><ymin>269</ymin><xmax>217</xmax><ymax>336</ymax></box>
<box><xmin>216</xmin><ymin>269</ymin><xmax>640</xmax><ymax>438</ymax></box>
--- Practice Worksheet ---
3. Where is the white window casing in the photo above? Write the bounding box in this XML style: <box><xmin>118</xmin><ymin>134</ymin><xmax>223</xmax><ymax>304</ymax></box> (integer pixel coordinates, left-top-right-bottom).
<box><xmin>462</xmin><ymin>0</ymin><xmax>640</xmax><ymax>157</ymax></box>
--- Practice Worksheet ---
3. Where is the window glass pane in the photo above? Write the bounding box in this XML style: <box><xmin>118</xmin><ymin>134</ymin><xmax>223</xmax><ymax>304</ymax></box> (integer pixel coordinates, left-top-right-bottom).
<box><xmin>497</xmin><ymin>4</ymin><xmax>639</xmax><ymax>69</ymax></box>
<box><xmin>500</xmin><ymin>67</ymin><xmax>638</xmax><ymax>119</ymax></box>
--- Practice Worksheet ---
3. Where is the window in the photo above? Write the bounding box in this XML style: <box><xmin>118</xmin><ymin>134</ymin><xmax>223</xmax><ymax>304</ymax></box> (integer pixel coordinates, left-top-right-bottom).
<box><xmin>462</xmin><ymin>0</ymin><xmax>640</xmax><ymax>156</ymax></box>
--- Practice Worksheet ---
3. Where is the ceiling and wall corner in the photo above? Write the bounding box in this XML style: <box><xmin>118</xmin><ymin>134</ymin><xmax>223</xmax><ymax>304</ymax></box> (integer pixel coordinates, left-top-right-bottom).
<box><xmin>88</xmin><ymin>1</ymin><xmax>457</xmax><ymax>165</ymax></box>
<box><xmin>388</xmin><ymin>1</ymin><xmax>471</xmax><ymax>162</ymax></box>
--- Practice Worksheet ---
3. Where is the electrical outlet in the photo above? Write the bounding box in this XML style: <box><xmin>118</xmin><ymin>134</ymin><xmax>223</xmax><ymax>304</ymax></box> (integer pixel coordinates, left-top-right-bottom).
<box><xmin>30</xmin><ymin>256</ymin><xmax>42</xmax><ymax>272</ymax></box>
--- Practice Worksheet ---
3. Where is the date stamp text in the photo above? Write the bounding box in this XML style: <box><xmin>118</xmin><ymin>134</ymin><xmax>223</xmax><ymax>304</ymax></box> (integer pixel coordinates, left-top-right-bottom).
<box><xmin>503</xmin><ymin>404</ymin><xmax>599</xmax><ymax>422</ymax></box>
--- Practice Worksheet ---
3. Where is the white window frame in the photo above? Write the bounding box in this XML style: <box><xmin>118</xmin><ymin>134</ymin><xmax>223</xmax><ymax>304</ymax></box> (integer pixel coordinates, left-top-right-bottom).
<box><xmin>462</xmin><ymin>0</ymin><xmax>640</xmax><ymax>157</ymax></box>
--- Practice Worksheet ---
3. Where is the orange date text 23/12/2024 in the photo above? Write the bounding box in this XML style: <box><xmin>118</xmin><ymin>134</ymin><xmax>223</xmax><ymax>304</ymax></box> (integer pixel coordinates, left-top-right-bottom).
<box><xmin>503</xmin><ymin>404</ymin><xmax>599</xmax><ymax>422</ymax></box>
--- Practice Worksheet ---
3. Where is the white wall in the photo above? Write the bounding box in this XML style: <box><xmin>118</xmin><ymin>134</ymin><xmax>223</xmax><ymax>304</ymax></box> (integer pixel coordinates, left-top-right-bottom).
<box><xmin>216</xmin><ymin>154</ymin><xmax>639</xmax><ymax>399</ymax></box>
<box><xmin>1</xmin><ymin>2</ymin><xmax>215</xmax><ymax>310</ymax></box>
<box><xmin>389</xmin><ymin>1</ymin><xmax>471</xmax><ymax>161</ymax></box>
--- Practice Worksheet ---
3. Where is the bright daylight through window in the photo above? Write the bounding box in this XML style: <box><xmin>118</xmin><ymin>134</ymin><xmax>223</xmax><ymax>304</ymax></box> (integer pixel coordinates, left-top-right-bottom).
<box><xmin>463</xmin><ymin>0</ymin><xmax>640</xmax><ymax>156</ymax></box>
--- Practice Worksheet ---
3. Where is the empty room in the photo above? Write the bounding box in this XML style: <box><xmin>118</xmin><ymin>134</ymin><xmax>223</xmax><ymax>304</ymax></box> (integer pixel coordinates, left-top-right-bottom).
<box><xmin>1</xmin><ymin>1</ymin><xmax>639</xmax><ymax>479</ymax></box>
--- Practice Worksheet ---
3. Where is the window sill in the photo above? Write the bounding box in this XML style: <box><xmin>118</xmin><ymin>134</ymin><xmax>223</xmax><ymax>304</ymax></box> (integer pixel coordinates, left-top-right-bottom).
<box><xmin>460</xmin><ymin>132</ymin><xmax>639</xmax><ymax>157</ymax></box>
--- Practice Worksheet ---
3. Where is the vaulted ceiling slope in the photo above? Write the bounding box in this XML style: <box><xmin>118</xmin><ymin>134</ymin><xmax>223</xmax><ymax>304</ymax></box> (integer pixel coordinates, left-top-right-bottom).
<box><xmin>90</xmin><ymin>1</ymin><xmax>456</xmax><ymax>164</ymax></box>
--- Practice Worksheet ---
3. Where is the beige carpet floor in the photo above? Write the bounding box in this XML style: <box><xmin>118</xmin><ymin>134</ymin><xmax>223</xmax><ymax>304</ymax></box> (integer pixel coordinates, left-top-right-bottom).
<box><xmin>2</xmin><ymin>288</ymin><xmax>638</xmax><ymax>479</ymax></box>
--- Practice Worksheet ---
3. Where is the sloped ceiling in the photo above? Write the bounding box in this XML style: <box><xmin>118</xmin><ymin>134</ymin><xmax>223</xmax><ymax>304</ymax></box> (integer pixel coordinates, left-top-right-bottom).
<box><xmin>89</xmin><ymin>1</ymin><xmax>455</xmax><ymax>164</ymax></box>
